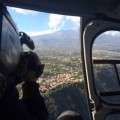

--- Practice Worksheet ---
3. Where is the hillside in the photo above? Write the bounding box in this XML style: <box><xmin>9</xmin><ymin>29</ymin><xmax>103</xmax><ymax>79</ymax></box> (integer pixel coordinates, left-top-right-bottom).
<box><xmin>21</xmin><ymin>30</ymin><xmax>120</xmax><ymax>120</ymax></box>
<box><xmin>31</xmin><ymin>29</ymin><xmax>80</xmax><ymax>52</ymax></box>
<box><xmin>93</xmin><ymin>31</ymin><xmax>120</xmax><ymax>51</ymax></box>
<box><xmin>44</xmin><ymin>82</ymin><xmax>89</xmax><ymax>120</ymax></box>
<box><xmin>31</xmin><ymin>30</ymin><xmax>120</xmax><ymax>52</ymax></box>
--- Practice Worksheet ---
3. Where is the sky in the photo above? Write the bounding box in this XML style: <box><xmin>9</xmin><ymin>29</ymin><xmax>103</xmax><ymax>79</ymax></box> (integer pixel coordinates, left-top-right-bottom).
<box><xmin>7</xmin><ymin>7</ymin><xmax>80</xmax><ymax>36</ymax></box>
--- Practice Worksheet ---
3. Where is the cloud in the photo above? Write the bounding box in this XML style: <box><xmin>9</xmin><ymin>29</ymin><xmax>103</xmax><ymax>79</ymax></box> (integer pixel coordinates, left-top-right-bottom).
<box><xmin>104</xmin><ymin>31</ymin><xmax>120</xmax><ymax>36</ymax></box>
<box><xmin>11</xmin><ymin>7</ymin><xmax>38</xmax><ymax>15</ymax></box>
<box><xmin>28</xmin><ymin>15</ymin><xmax>80</xmax><ymax>36</ymax></box>
<box><xmin>26</xmin><ymin>29</ymin><xmax>55</xmax><ymax>36</ymax></box>
<box><xmin>48</xmin><ymin>14</ymin><xmax>80</xmax><ymax>31</ymax></box>
<box><xmin>66</xmin><ymin>16</ymin><xmax>80</xmax><ymax>26</ymax></box>
<box><xmin>48</xmin><ymin>14</ymin><xmax>64</xmax><ymax>31</ymax></box>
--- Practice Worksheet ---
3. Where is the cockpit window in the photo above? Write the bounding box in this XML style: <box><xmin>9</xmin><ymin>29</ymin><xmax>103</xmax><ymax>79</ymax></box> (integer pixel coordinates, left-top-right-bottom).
<box><xmin>92</xmin><ymin>31</ymin><xmax>120</xmax><ymax>104</ymax></box>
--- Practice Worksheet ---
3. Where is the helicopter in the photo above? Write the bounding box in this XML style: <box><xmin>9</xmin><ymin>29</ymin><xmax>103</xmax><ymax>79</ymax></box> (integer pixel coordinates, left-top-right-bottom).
<box><xmin>1</xmin><ymin>0</ymin><xmax>120</xmax><ymax>120</ymax></box>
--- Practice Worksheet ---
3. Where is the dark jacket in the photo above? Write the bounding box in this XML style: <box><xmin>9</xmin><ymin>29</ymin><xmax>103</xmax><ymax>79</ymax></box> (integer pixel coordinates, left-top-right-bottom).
<box><xmin>0</xmin><ymin>81</ymin><xmax>49</xmax><ymax>120</ymax></box>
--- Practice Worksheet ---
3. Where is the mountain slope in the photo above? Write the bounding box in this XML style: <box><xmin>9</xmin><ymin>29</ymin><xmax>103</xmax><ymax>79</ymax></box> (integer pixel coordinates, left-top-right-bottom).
<box><xmin>31</xmin><ymin>30</ymin><xmax>80</xmax><ymax>51</ymax></box>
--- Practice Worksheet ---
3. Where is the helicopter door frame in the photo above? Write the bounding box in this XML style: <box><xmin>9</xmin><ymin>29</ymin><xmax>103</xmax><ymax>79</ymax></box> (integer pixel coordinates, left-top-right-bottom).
<box><xmin>81</xmin><ymin>17</ymin><xmax>120</xmax><ymax>120</ymax></box>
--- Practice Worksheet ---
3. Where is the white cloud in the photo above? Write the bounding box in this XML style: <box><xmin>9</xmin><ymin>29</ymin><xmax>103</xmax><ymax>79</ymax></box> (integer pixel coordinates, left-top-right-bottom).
<box><xmin>66</xmin><ymin>16</ymin><xmax>80</xmax><ymax>26</ymax></box>
<box><xmin>104</xmin><ymin>31</ymin><xmax>120</xmax><ymax>36</ymax></box>
<box><xmin>26</xmin><ymin>29</ymin><xmax>56</xmax><ymax>36</ymax></box>
<box><xmin>27</xmin><ymin>15</ymin><xmax>80</xmax><ymax>36</ymax></box>
<box><xmin>11</xmin><ymin>7</ymin><xmax>38</xmax><ymax>15</ymax></box>
<box><xmin>48</xmin><ymin>14</ymin><xmax>64</xmax><ymax>31</ymax></box>
<box><xmin>48</xmin><ymin>14</ymin><xmax>80</xmax><ymax>31</ymax></box>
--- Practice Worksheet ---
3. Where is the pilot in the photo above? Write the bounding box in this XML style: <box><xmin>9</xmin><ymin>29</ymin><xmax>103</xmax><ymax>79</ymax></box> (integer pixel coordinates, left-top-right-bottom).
<box><xmin>0</xmin><ymin>51</ymin><xmax>49</xmax><ymax>120</ymax></box>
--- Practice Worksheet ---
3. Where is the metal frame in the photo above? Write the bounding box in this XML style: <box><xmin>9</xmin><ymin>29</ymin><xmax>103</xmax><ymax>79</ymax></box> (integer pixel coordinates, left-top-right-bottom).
<box><xmin>81</xmin><ymin>15</ymin><xmax>120</xmax><ymax>120</ymax></box>
<box><xmin>93</xmin><ymin>59</ymin><xmax>120</xmax><ymax>87</ymax></box>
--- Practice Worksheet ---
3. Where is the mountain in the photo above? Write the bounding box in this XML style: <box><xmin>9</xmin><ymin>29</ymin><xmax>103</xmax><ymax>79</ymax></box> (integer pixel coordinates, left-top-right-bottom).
<box><xmin>93</xmin><ymin>32</ymin><xmax>120</xmax><ymax>51</ymax></box>
<box><xmin>31</xmin><ymin>30</ymin><xmax>80</xmax><ymax>52</ymax></box>
<box><xmin>29</xmin><ymin>30</ymin><xmax>120</xmax><ymax>53</ymax></box>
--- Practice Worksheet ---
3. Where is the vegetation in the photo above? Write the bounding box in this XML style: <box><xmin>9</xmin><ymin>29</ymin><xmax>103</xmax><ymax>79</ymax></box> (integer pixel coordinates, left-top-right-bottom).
<box><xmin>44</xmin><ymin>82</ymin><xmax>89</xmax><ymax>120</ymax></box>
<box><xmin>19</xmin><ymin>36</ymin><xmax>120</xmax><ymax>120</ymax></box>
<box><xmin>37</xmin><ymin>32</ymin><xmax>120</xmax><ymax>119</ymax></box>
<box><xmin>17</xmin><ymin>48</ymin><xmax>90</xmax><ymax>120</ymax></box>
<box><xmin>34</xmin><ymin>49</ymin><xmax>89</xmax><ymax>120</ymax></box>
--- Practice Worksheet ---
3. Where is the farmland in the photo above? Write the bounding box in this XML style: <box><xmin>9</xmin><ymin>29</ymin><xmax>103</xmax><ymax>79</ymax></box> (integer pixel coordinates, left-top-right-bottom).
<box><xmin>35</xmin><ymin>48</ymin><xmax>82</xmax><ymax>92</ymax></box>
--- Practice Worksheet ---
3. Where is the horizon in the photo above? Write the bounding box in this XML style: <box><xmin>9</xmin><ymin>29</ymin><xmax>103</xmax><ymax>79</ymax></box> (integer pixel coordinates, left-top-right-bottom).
<box><xmin>7</xmin><ymin>6</ymin><xmax>120</xmax><ymax>38</ymax></box>
<box><xmin>7</xmin><ymin>6</ymin><xmax>80</xmax><ymax>36</ymax></box>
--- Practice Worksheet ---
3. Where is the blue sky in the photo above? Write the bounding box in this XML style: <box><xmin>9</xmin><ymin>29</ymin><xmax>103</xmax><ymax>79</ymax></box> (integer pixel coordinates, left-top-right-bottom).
<box><xmin>7</xmin><ymin>7</ymin><xmax>80</xmax><ymax>36</ymax></box>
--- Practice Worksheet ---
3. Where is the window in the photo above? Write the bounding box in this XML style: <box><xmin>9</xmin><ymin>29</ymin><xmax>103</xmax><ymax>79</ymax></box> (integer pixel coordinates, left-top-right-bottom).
<box><xmin>92</xmin><ymin>31</ymin><xmax>120</xmax><ymax>104</ymax></box>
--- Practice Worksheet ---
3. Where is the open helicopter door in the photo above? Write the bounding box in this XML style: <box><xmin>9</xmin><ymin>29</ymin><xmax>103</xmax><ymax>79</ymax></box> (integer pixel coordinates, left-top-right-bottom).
<box><xmin>81</xmin><ymin>10</ymin><xmax>120</xmax><ymax>120</ymax></box>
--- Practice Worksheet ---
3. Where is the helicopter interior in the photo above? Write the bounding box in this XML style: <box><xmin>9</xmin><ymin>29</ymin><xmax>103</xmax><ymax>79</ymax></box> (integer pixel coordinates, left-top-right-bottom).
<box><xmin>2</xmin><ymin>0</ymin><xmax>120</xmax><ymax>120</ymax></box>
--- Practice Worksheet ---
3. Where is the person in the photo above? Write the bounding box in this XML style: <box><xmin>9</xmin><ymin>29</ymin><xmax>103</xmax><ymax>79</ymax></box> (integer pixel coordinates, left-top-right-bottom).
<box><xmin>0</xmin><ymin>51</ymin><xmax>49</xmax><ymax>120</ymax></box>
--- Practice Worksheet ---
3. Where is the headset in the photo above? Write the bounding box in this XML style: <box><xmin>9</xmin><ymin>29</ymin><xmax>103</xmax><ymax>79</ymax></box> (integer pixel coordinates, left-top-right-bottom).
<box><xmin>21</xmin><ymin>51</ymin><xmax>45</xmax><ymax>78</ymax></box>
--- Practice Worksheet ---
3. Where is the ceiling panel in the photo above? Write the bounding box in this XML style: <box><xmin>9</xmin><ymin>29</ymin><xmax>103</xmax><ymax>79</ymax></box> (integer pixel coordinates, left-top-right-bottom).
<box><xmin>3</xmin><ymin>0</ymin><xmax>120</xmax><ymax>16</ymax></box>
